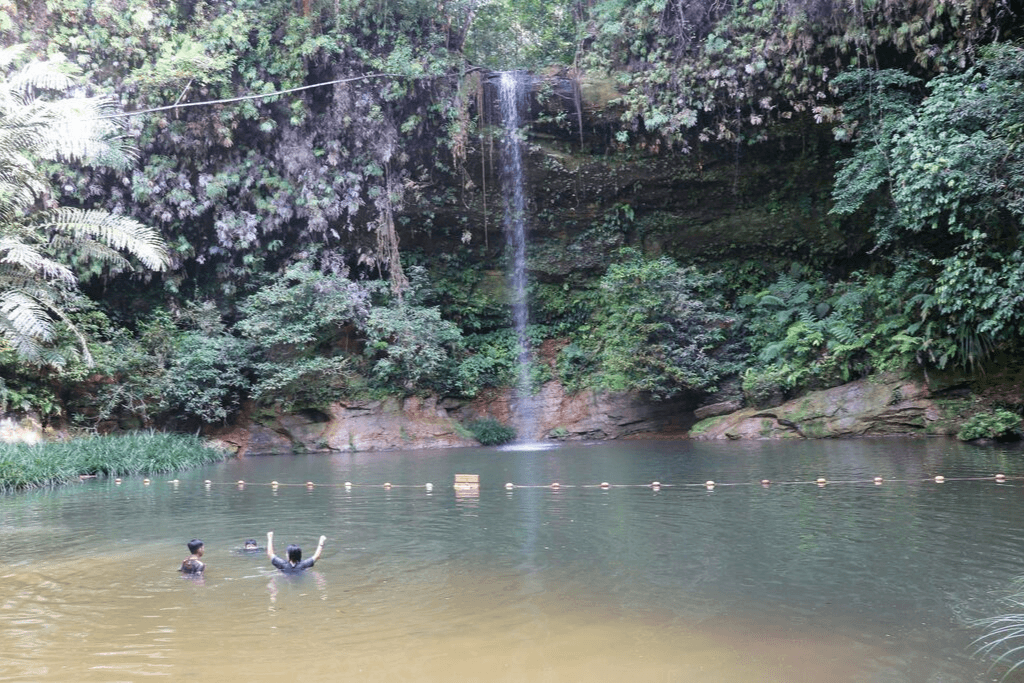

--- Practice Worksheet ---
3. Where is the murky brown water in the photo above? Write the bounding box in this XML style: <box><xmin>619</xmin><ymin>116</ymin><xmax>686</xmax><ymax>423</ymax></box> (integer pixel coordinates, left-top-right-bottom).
<box><xmin>3</xmin><ymin>439</ymin><xmax>1024</xmax><ymax>681</ymax></box>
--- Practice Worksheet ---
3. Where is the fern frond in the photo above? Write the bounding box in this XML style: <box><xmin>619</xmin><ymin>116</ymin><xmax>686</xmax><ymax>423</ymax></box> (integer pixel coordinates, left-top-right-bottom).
<box><xmin>0</xmin><ymin>290</ymin><xmax>55</xmax><ymax>366</ymax></box>
<box><xmin>40</xmin><ymin>97</ymin><xmax>136</xmax><ymax>169</ymax></box>
<box><xmin>47</xmin><ymin>235</ymin><xmax>130</xmax><ymax>272</ymax></box>
<box><xmin>0</xmin><ymin>56</ymin><xmax>165</xmax><ymax>368</ymax></box>
<box><xmin>0</xmin><ymin>289</ymin><xmax>54</xmax><ymax>339</ymax></box>
<box><xmin>0</xmin><ymin>238</ymin><xmax>78</xmax><ymax>284</ymax></box>
<box><xmin>32</xmin><ymin>209</ymin><xmax>169</xmax><ymax>271</ymax></box>
<box><xmin>6</xmin><ymin>58</ymin><xmax>79</xmax><ymax>95</ymax></box>
<box><xmin>0</xmin><ymin>45</ymin><xmax>27</xmax><ymax>71</ymax></box>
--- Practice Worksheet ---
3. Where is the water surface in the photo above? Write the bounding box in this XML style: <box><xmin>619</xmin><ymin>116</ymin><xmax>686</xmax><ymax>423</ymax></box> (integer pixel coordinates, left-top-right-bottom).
<box><xmin>3</xmin><ymin>438</ymin><xmax>1024</xmax><ymax>681</ymax></box>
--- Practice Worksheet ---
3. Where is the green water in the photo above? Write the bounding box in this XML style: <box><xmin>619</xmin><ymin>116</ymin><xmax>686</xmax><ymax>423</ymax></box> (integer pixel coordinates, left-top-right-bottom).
<box><xmin>2</xmin><ymin>438</ymin><xmax>1024</xmax><ymax>681</ymax></box>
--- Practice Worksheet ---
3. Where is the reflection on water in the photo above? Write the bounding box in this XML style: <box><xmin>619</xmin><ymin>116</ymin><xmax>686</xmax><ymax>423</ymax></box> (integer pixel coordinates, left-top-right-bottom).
<box><xmin>2</xmin><ymin>438</ymin><xmax>1024</xmax><ymax>681</ymax></box>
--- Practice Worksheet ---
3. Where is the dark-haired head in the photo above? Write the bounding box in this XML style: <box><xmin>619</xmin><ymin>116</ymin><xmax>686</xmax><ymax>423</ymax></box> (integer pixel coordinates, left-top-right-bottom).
<box><xmin>187</xmin><ymin>539</ymin><xmax>204</xmax><ymax>554</ymax></box>
<box><xmin>286</xmin><ymin>544</ymin><xmax>302</xmax><ymax>563</ymax></box>
<box><xmin>244</xmin><ymin>539</ymin><xmax>258</xmax><ymax>549</ymax></box>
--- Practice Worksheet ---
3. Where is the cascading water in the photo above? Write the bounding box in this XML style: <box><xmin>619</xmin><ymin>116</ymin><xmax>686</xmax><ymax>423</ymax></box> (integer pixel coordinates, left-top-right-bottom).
<box><xmin>497</xmin><ymin>71</ymin><xmax>539</xmax><ymax>443</ymax></box>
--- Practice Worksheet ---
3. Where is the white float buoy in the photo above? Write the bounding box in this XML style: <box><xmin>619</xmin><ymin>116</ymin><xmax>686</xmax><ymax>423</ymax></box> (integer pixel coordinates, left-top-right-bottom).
<box><xmin>551</xmin><ymin>482</ymin><xmax>560</xmax><ymax>489</ymax></box>
<box><xmin>705</xmin><ymin>480</ymin><xmax>715</xmax><ymax>489</ymax></box>
<box><xmin>383</xmin><ymin>482</ymin><xmax>392</xmax><ymax>489</ymax></box>
<box><xmin>305</xmin><ymin>481</ymin><xmax>315</xmax><ymax>489</ymax></box>
<box><xmin>114</xmin><ymin>478</ymin><xmax>122</xmax><ymax>485</ymax></box>
<box><xmin>816</xmin><ymin>477</ymin><xmax>827</xmax><ymax>485</ymax></box>
<box><xmin>425</xmin><ymin>483</ymin><xmax>433</xmax><ymax>491</ymax></box>
<box><xmin>874</xmin><ymin>476</ymin><xmax>884</xmax><ymax>485</ymax></box>
<box><xmin>934</xmin><ymin>475</ymin><xmax>945</xmax><ymax>483</ymax></box>
<box><xmin>143</xmin><ymin>478</ymin><xmax>151</xmax><ymax>485</ymax></box>
<box><xmin>505</xmin><ymin>482</ymin><xmax>515</xmax><ymax>490</ymax></box>
<box><xmin>600</xmin><ymin>482</ymin><xmax>611</xmax><ymax>489</ymax></box>
<box><xmin>995</xmin><ymin>473</ymin><xmax>1006</xmax><ymax>481</ymax></box>
<box><xmin>760</xmin><ymin>479</ymin><xmax>771</xmax><ymax>486</ymax></box>
<box><xmin>344</xmin><ymin>481</ymin><xmax>352</xmax><ymax>488</ymax></box>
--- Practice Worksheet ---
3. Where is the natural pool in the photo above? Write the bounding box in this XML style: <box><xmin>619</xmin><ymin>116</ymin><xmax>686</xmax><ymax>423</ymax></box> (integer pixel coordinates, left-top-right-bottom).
<box><xmin>3</xmin><ymin>438</ymin><xmax>1024</xmax><ymax>682</ymax></box>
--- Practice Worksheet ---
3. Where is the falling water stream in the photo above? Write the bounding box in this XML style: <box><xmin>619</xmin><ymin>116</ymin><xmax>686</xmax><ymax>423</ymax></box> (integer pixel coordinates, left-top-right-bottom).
<box><xmin>497</xmin><ymin>71</ymin><xmax>539</xmax><ymax>443</ymax></box>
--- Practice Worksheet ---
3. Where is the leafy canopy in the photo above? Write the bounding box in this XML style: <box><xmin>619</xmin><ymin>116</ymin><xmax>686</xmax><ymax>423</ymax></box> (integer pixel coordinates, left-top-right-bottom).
<box><xmin>831</xmin><ymin>44</ymin><xmax>1024</xmax><ymax>369</ymax></box>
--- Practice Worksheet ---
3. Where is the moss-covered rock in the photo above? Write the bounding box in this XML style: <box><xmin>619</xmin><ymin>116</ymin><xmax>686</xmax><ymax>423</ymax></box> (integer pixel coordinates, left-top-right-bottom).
<box><xmin>690</xmin><ymin>374</ymin><xmax>944</xmax><ymax>440</ymax></box>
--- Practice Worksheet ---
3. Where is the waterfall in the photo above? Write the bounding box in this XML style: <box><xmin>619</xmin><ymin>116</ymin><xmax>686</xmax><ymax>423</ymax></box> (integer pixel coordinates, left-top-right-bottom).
<box><xmin>498</xmin><ymin>71</ymin><xmax>538</xmax><ymax>443</ymax></box>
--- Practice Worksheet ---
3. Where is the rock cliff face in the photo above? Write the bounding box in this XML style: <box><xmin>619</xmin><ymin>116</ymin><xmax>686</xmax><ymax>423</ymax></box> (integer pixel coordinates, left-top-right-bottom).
<box><xmin>0</xmin><ymin>375</ymin><xmax>972</xmax><ymax>451</ymax></box>
<box><xmin>205</xmin><ymin>373</ymin><xmax>979</xmax><ymax>455</ymax></box>
<box><xmin>690</xmin><ymin>375</ymin><xmax>946</xmax><ymax>440</ymax></box>
<box><xmin>0</xmin><ymin>414</ymin><xmax>43</xmax><ymax>445</ymax></box>
<box><xmin>212</xmin><ymin>383</ymin><xmax>698</xmax><ymax>455</ymax></box>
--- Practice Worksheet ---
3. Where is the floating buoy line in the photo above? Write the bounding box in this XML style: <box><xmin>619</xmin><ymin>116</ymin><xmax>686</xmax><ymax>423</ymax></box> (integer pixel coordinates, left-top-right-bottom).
<box><xmin>114</xmin><ymin>473</ymin><xmax>1023</xmax><ymax>490</ymax></box>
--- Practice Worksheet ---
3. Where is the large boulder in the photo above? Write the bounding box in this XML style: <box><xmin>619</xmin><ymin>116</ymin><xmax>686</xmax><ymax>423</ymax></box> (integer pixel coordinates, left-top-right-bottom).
<box><xmin>690</xmin><ymin>375</ymin><xmax>944</xmax><ymax>440</ymax></box>
<box><xmin>319</xmin><ymin>396</ymin><xmax>476</xmax><ymax>452</ymax></box>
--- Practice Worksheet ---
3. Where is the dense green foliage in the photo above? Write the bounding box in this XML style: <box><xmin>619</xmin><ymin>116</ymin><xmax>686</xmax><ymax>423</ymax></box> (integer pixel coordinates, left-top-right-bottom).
<box><xmin>736</xmin><ymin>265</ymin><xmax>917</xmax><ymax>404</ymax></box>
<box><xmin>582</xmin><ymin>0</ymin><xmax>1005</xmax><ymax>145</ymax></box>
<box><xmin>91</xmin><ymin>307</ymin><xmax>248</xmax><ymax>427</ymax></box>
<box><xmin>956</xmin><ymin>409</ymin><xmax>1022</xmax><ymax>442</ymax></box>
<box><xmin>465</xmin><ymin>417</ymin><xmax>516</xmax><ymax>446</ymax></box>
<box><xmin>0</xmin><ymin>0</ymin><xmax>1021</xmax><ymax>438</ymax></box>
<box><xmin>234</xmin><ymin>263</ymin><xmax>370</xmax><ymax>409</ymax></box>
<box><xmin>580</xmin><ymin>248</ymin><xmax>734</xmax><ymax>398</ymax></box>
<box><xmin>832</xmin><ymin>44</ymin><xmax>1024</xmax><ymax>370</ymax></box>
<box><xmin>0</xmin><ymin>432</ymin><xmax>225</xmax><ymax>491</ymax></box>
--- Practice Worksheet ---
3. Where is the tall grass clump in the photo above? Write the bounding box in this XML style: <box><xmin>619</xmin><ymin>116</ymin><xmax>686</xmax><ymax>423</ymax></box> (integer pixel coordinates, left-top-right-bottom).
<box><xmin>0</xmin><ymin>432</ymin><xmax>227</xmax><ymax>492</ymax></box>
<box><xmin>973</xmin><ymin>579</ymin><xmax>1024</xmax><ymax>678</ymax></box>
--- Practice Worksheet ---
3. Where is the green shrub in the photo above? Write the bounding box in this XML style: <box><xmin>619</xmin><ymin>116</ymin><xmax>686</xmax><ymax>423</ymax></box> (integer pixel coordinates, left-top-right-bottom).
<box><xmin>586</xmin><ymin>248</ymin><xmax>734</xmax><ymax>399</ymax></box>
<box><xmin>90</xmin><ymin>306</ymin><xmax>248</xmax><ymax>427</ymax></box>
<box><xmin>466</xmin><ymin>418</ymin><xmax>516</xmax><ymax>446</ymax></box>
<box><xmin>741</xmin><ymin>365</ymin><xmax>792</xmax><ymax>408</ymax></box>
<box><xmin>737</xmin><ymin>266</ymin><xmax>919</xmax><ymax>397</ymax></box>
<box><xmin>555</xmin><ymin>342</ymin><xmax>593</xmax><ymax>394</ymax></box>
<box><xmin>235</xmin><ymin>264</ymin><xmax>372</xmax><ymax>409</ymax></box>
<box><xmin>957</xmin><ymin>409</ymin><xmax>1022</xmax><ymax>442</ymax></box>
<box><xmin>364</xmin><ymin>301</ymin><xmax>464</xmax><ymax>395</ymax></box>
<box><xmin>458</xmin><ymin>327</ymin><xmax>549</xmax><ymax>397</ymax></box>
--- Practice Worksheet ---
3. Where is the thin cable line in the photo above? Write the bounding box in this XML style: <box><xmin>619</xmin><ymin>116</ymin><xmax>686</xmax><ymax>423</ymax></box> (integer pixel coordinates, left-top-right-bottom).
<box><xmin>96</xmin><ymin>72</ymin><xmax>405</xmax><ymax>120</ymax></box>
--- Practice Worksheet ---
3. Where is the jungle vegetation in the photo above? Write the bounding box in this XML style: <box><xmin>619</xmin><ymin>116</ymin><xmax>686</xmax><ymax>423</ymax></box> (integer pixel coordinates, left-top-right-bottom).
<box><xmin>0</xmin><ymin>0</ymin><xmax>1021</xmax><ymax>432</ymax></box>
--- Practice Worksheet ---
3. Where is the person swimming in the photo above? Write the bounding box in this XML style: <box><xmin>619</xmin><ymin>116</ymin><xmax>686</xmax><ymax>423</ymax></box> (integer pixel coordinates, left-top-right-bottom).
<box><xmin>240</xmin><ymin>538</ymin><xmax>264</xmax><ymax>553</ymax></box>
<box><xmin>180</xmin><ymin>539</ymin><xmax>205</xmax><ymax>574</ymax></box>
<box><xmin>266</xmin><ymin>531</ymin><xmax>326</xmax><ymax>573</ymax></box>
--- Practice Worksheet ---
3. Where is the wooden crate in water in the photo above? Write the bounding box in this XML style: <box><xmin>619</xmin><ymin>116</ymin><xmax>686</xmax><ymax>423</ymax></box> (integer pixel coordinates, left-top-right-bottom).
<box><xmin>454</xmin><ymin>473</ymin><xmax>480</xmax><ymax>490</ymax></box>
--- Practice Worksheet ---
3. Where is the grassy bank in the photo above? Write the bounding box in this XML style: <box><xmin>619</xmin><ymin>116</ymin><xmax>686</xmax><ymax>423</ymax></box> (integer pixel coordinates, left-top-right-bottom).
<box><xmin>0</xmin><ymin>432</ymin><xmax>228</xmax><ymax>492</ymax></box>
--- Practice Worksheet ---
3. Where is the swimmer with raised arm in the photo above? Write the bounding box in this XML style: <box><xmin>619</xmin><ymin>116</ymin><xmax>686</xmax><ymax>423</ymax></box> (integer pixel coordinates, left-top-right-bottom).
<box><xmin>266</xmin><ymin>531</ymin><xmax>326</xmax><ymax>573</ymax></box>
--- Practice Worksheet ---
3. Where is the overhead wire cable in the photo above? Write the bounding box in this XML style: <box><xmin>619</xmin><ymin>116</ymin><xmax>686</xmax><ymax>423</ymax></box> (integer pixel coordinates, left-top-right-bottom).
<box><xmin>91</xmin><ymin>72</ymin><xmax>409</xmax><ymax>121</ymax></box>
